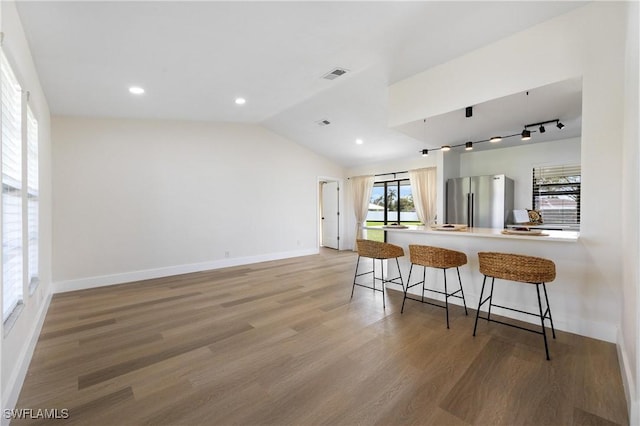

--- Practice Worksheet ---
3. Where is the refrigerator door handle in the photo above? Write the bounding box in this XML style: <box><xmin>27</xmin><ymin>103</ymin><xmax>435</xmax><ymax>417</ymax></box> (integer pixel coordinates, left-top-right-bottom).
<box><xmin>470</xmin><ymin>193</ymin><xmax>475</xmax><ymax>227</ymax></box>
<box><xmin>467</xmin><ymin>193</ymin><xmax>472</xmax><ymax>227</ymax></box>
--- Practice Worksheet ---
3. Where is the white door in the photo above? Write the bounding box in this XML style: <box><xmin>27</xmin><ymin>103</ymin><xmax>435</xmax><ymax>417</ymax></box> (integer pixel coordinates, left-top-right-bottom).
<box><xmin>322</xmin><ymin>181</ymin><xmax>339</xmax><ymax>249</ymax></box>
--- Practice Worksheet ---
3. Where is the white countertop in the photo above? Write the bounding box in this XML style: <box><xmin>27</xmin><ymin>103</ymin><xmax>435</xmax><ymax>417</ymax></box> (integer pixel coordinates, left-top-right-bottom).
<box><xmin>364</xmin><ymin>225</ymin><xmax>579</xmax><ymax>242</ymax></box>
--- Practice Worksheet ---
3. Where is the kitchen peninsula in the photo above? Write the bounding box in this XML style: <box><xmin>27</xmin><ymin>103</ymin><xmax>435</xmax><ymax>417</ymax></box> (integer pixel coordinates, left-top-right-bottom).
<box><xmin>362</xmin><ymin>225</ymin><xmax>591</xmax><ymax>338</ymax></box>
<box><xmin>368</xmin><ymin>225</ymin><xmax>579</xmax><ymax>242</ymax></box>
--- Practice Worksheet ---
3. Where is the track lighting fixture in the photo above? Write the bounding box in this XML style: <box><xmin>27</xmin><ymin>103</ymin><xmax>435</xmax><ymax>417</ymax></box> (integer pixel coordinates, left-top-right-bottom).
<box><xmin>417</xmin><ymin>117</ymin><xmax>566</xmax><ymax>156</ymax></box>
<box><xmin>524</xmin><ymin>118</ymin><xmax>565</xmax><ymax>132</ymax></box>
<box><xmin>465</xmin><ymin>106</ymin><xmax>473</xmax><ymax>118</ymax></box>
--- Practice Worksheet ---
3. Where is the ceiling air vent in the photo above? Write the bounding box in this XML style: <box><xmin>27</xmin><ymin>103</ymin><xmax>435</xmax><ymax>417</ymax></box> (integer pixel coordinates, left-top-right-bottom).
<box><xmin>322</xmin><ymin>68</ymin><xmax>349</xmax><ymax>80</ymax></box>
<box><xmin>316</xmin><ymin>119</ymin><xmax>331</xmax><ymax>127</ymax></box>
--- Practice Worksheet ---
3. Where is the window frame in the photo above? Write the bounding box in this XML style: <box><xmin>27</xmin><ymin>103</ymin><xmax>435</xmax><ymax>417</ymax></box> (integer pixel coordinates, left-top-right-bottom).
<box><xmin>532</xmin><ymin>164</ymin><xmax>581</xmax><ymax>226</ymax></box>
<box><xmin>369</xmin><ymin>178</ymin><xmax>416</xmax><ymax>224</ymax></box>
<box><xmin>27</xmin><ymin>104</ymin><xmax>39</xmax><ymax>294</ymax></box>
<box><xmin>1</xmin><ymin>49</ymin><xmax>25</xmax><ymax>325</ymax></box>
<box><xmin>366</xmin><ymin>177</ymin><xmax>418</xmax><ymax>242</ymax></box>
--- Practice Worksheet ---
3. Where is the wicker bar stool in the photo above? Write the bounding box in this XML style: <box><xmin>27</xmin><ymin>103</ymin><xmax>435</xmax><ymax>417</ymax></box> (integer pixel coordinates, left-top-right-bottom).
<box><xmin>351</xmin><ymin>239</ymin><xmax>405</xmax><ymax>308</ymax></box>
<box><xmin>401</xmin><ymin>245</ymin><xmax>468</xmax><ymax>328</ymax></box>
<box><xmin>473</xmin><ymin>252</ymin><xmax>557</xmax><ymax>360</ymax></box>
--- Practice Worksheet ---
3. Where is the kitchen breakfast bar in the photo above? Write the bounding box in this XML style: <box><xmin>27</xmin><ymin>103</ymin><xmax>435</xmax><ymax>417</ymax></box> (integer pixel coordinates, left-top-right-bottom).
<box><xmin>361</xmin><ymin>225</ymin><xmax>593</xmax><ymax>339</ymax></box>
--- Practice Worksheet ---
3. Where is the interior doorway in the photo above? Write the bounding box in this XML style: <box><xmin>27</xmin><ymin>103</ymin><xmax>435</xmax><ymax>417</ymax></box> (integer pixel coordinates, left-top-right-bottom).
<box><xmin>319</xmin><ymin>179</ymin><xmax>340</xmax><ymax>250</ymax></box>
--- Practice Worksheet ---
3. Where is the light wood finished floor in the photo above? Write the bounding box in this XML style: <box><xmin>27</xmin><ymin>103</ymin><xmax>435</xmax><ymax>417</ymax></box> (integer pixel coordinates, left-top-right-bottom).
<box><xmin>14</xmin><ymin>249</ymin><xmax>628</xmax><ymax>425</ymax></box>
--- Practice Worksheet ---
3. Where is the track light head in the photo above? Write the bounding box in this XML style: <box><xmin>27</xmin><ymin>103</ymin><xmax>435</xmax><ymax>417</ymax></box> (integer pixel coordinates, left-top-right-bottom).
<box><xmin>521</xmin><ymin>129</ymin><xmax>531</xmax><ymax>141</ymax></box>
<box><xmin>465</xmin><ymin>141</ymin><xmax>473</xmax><ymax>151</ymax></box>
<box><xmin>465</xmin><ymin>106</ymin><xmax>473</xmax><ymax>118</ymax></box>
<box><xmin>421</xmin><ymin>149</ymin><xmax>429</xmax><ymax>157</ymax></box>
<box><xmin>556</xmin><ymin>121</ymin><xmax>565</xmax><ymax>130</ymax></box>
<box><xmin>539</xmin><ymin>125</ymin><xmax>546</xmax><ymax>133</ymax></box>
<box><xmin>489</xmin><ymin>136</ymin><xmax>502</xmax><ymax>143</ymax></box>
<box><xmin>441</xmin><ymin>145</ymin><xmax>451</xmax><ymax>152</ymax></box>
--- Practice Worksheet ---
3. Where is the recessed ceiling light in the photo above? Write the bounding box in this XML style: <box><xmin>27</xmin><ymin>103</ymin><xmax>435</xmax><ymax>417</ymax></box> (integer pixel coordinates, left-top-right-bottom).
<box><xmin>129</xmin><ymin>86</ymin><xmax>145</xmax><ymax>95</ymax></box>
<box><xmin>355</xmin><ymin>139</ymin><xmax>363</xmax><ymax>145</ymax></box>
<box><xmin>235</xmin><ymin>97</ymin><xmax>246</xmax><ymax>105</ymax></box>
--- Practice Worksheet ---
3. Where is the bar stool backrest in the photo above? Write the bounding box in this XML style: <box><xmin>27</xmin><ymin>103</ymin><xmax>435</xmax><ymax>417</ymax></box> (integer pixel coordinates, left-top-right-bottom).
<box><xmin>478</xmin><ymin>252</ymin><xmax>556</xmax><ymax>284</ymax></box>
<box><xmin>356</xmin><ymin>239</ymin><xmax>404</xmax><ymax>260</ymax></box>
<box><xmin>409</xmin><ymin>245</ymin><xmax>467</xmax><ymax>269</ymax></box>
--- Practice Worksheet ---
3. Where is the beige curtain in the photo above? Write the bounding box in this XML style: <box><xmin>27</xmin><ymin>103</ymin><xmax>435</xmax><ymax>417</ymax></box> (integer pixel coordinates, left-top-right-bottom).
<box><xmin>350</xmin><ymin>175</ymin><xmax>375</xmax><ymax>246</ymax></box>
<box><xmin>409</xmin><ymin>167</ymin><xmax>437</xmax><ymax>225</ymax></box>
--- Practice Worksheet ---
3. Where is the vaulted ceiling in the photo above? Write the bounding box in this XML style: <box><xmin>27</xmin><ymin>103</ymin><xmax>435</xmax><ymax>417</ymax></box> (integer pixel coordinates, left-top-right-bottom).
<box><xmin>16</xmin><ymin>1</ymin><xmax>586</xmax><ymax>167</ymax></box>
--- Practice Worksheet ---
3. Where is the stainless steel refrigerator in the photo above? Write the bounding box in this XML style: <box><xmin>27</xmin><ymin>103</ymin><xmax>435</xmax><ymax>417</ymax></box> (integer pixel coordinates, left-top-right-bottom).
<box><xmin>446</xmin><ymin>174</ymin><xmax>514</xmax><ymax>228</ymax></box>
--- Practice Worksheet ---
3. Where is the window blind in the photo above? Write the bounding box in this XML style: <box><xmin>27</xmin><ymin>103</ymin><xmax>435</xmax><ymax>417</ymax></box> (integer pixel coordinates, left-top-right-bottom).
<box><xmin>2</xmin><ymin>51</ymin><xmax>24</xmax><ymax>322</ymax></box>
<box><xmin>532</xmin><ymin>164</ymin><xmax>581</xmax><ymax>225</ymax></box>
<box><xmin>27</xmin><ymin>105</ymin><xmax>39</xmax><ymax>292</ymax></box>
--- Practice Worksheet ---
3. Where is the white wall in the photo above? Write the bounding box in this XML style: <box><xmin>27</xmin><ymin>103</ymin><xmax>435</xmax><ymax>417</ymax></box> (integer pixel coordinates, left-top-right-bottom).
<box><xmin>52</xmin><ymin>117</ymin><xmax>344</xmax><ymax>290</ymax></box>
<box><xmin>621</xmin><ymin>1</ymin><xmax>640</xmax><ymax>423</ymax></box>
<box><xmin>387</xmin><ymin>2</ymin><xmax>635</xmax><ymax>422</ymax></box>
<box><xmin>459</xmin><ymin>137</ymin><xmax>581</xmax><ymax>211</ymax></box>
<box><xmin>1</xmin><ymin>0</ymin><xmax>53</xmax><ymax>419</ymax></box>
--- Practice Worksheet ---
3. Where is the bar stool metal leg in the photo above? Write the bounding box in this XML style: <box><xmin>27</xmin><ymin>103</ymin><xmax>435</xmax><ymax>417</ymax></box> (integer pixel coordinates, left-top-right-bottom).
<box><xmin>401</xmin><ymin>263</ymin><xmax>413</xmax><ymax>313</ymax></box>
<box><xmin>536</xmin><ymin>283</ymin><xmax>551</xmax><ymax>360</ymax></box>
<box><xmin>351</xmin><ymin>256</ymin><xmax>361</xmax><ymax>300</ymax></box>
<box><xmin>381</xmin><ymin>260</ymin><xmax>385</xmax><ymax>309</ymax></box>
<box><xmin>443</xmin><ymin>269</ymin><xmax>450</xmax><ymax>329</ymax></box>
<box><xmin>542</xmin><ymin>282</ymin><xmax>556</xmax><ymax>339</ymax></box>
<box><xmin>372</xmin><ymin>259</ymin><xmax>376</xmax><ymax>293</ymax></box>
<box><xmin>487</xmin><ymin>277</ymin><xmax>495</xmax><ymax>322</ymax></box>
<box><xmin>456</xmin><ymin>267</ymin><xmax>468</xmax><ymax>315</ymax></box>
<box><xmin>401</xmin><ymin>263</ymin><xmax>414</xmax><ymax>313</ymax></box>
<box><xmin>421</xmin><ymin>266</ymin><xmax>426</xmax><ymax>303</ymax></box>
<box><xmin>395</xmin><ymin>258</ymin><xmax>405</xmax><ymax>293</ymax></box>
<box><xmin>473</xmin><ymin>275</ymin><xmax>488</xmax><ymax>336</ymax></box>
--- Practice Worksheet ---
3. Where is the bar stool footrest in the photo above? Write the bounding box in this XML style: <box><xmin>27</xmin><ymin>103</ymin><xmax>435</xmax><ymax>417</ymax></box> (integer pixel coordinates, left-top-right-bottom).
<box><xmin>353</xmin><ymin>274</ymin><xmax>403</xmax><ymax>293</ymax></box>
<box><xmin>352</xmin><ymin>282</ymin><xmax>384</xmax><ymax>293</ymax></box>
<box><xmin>476</xmin><ymin>315</ymin><xmax>550</xmax><ymax>336</ymax></box>
<box><xmin>489</xmin><ymin>303</ymin><xmax>553</xmax><ymax>322</ymax></box>
<box><xmin>403</xmin><ymin>296</ymin><xmax>461</xmax><ymax>310</ymax></box>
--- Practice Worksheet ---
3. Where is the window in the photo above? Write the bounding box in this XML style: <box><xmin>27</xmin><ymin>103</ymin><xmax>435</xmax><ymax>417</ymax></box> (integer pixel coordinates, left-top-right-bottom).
<box><xmin>532</xmin><ymin>164</ymin><xmax>581</xmax><ymax>225</ymax></box>
<box><xmin>2</xmin><ymin>51</ymin><xmax>24</xmax><ymax>322</ymax></box>
<box><xmin>366</xmin><ymin>178</ymin><xmax>418</xmax><ymax>241</ymax></box>
<box><xmin>27</xmin><ymin>105</ymin><xmax>39</xmax><ymax>293</ymax></box>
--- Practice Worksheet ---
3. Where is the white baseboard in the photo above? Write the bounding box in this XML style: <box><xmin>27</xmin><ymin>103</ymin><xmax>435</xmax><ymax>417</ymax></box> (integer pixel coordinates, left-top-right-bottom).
<box><xmin>2</xmin><ymin>291</ymin><xmax>52</xmax><ymax>426</ymax></box>
<box><xmin>53</xmin><ymin>248</ymin><xmax>319</xmax><ymax>294</ymax></box>
<box><xmin>617</xmin><ymin>329</ymin><xmax>639</xmax><ymax>426</ymax></box>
